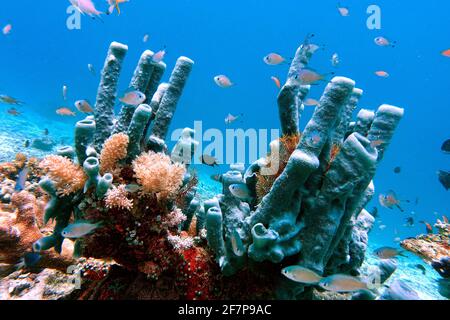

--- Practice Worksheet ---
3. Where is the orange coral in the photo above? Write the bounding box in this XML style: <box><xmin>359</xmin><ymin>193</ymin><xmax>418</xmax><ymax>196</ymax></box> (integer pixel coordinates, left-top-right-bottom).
<box><xmin>255</xmin><ymin>134</ymin><xmax>300</xmax><ymax>202</ymax></box>
<box><xmin>100</xmin><ymin>133</ymin><xmax>129</xmax><ymax>175</ymax></box>
<box><xmin>132</xmin><ymin>151</ymin><xmax>186</xmax><ymax>200</ymax></box>
<box><xmin>105</xmin><ymin>184</ymin><xmax>133</xmax><ymax>211</ymax></box>
<box><xmin>39</xmin><ymin>155</ymin><xmax>87</xmax><ymax>196</ymax></box>
<box><xmin>324</xmin><ymin>144</ymin><xmax>342</xmax><ymax>174</ymax></box>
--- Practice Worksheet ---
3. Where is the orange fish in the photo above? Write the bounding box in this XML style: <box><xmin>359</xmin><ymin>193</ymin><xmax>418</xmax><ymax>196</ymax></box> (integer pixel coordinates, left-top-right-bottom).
<box><xmin>152</xmin><ymin>48</ymin><xmax>166</xmax><ymax>63</ymax></box>
<box><xmin>214</xmin><ymin>75</ymin><xmax>234</xmax><ymax>88</ymax></box>
<box><xmin>2</xmin><ymin>24</ymin><xmax>12</xmax><ymax>35</ymax></box>
<box><xmin>271</xmin><ymin>76</ymin><xmax>281</xmax><ymax>88</ymax></box>
<box><xmin>379</xmin><ymin>190</ymin><xmax>409</xmax><ymax>212</ymax></box>
<box><xmin>264</xmin><ymin>53</ymin><xmax>285</xmax><ymax>65</ymax></box>
<box><xmin>303</xmin><ymin>98</ymin><xmax>320</xmax><ymax>106</ymax></box>
<box><xmin>441</xmin><ymin>49</ymin><xmax>450</xmax><ymax>57</ymax></box>
<box><xmin>375</xmin><ymin>71</ymin><xmax>390</xmax><ymax>78</ymax></box>
<box><xmin>370</xmin><ymin>139</ymin><xmax>384</xmax><ymax>148</ymax></box>
<box><xmin>7</xmin><ymin>108</ymin><xmax>21</xmax><ymax>116</ymax></box>
<box><xmin>337</xmin><ymin>4</ymin><xmax>350</xmax><ymax>17</ymax></box>
<box><xmin>419</xmin><ymin>221</ymin><xmax>433</xmax><ymax>234</ymax></box>
<box><xmin>56</xmin><ymin>108</ymin><xmax>76</xmax><ymax>116</ymax></box>
<box><xmin>75</xmin><ymin>100</ymin><xmax>94</xmax><ymax>113</ymax></box>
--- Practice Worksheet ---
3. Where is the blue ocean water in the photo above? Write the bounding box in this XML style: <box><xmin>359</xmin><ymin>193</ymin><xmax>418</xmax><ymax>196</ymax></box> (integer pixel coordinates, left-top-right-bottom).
<box><xmin>0</xmin><ymin>0</ymin><xmax>449</xmax><ymax>299</ymax></box>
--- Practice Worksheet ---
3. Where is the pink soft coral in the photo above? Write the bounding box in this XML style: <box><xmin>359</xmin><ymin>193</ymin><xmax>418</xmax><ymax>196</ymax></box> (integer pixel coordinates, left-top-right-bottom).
<box><xmin>39</xmin><ymin>155</ymin><xmax>86</xmax><ymax>196</ymax></box>
<box><xmin>132</xmin><ymin>151</ymin><xmax>186</xmax><ymax>200</ymax></box>
<box><xmin>105</xmin><ymin>184</ymin><xmax>133</xmax><ymax>211</ymax></box>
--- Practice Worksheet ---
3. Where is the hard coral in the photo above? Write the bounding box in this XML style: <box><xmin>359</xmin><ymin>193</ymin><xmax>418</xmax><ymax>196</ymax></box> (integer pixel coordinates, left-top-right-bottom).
<box><xmin>133</xmin><ymin>151</ymin><xmax>186</xmax><ymax>200</ymax></box>
<box><xmin>39</xmin><ymin>155</ymin><xmax>86</xmax><ymax>196</ymax></box>
<box><xmin>100</xmin><ymin>133</ymin><xmax>129</xmax><ymax>175</ymax></box>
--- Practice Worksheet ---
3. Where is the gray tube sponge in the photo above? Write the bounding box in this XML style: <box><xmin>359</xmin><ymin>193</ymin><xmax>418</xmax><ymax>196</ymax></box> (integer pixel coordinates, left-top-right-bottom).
<box><xmin>171</xmin><ymin>128</ymin><xmax>199</xmax><ymax>165</ymax></box>
<box><xmin>93</xmin><ymin>42</ymin><xmax>128</xmax><ymax>151</ymax></box>
<box><xmin>147</xmin><ymin>57</ymin><xmax>194</xmax><ymax>152</ymax></box>
<box><xmin>126</xmin><ymin>104</ymin><xmax>152</xmax><ymax>161</ymax></box>
<box><xmin>75</xmin><ymin>119</ymin><xmax>96</xmax><ymax>166</ymax></box>
<box><xmin>206</xmin><ymin>206</ymin><xmax>227</xmax><ymax>261</ymax></box>
<box><xmin>367</xmin><ymin>104</ymin><xmax>404</xmax><ymax>162</ymax></box>
<box><xmin>298</xmin><ymin>133</ymin><xmax>378</xmax><ymax>274</ymax></box>
<box><xmin>96</xmin><ymin>173</ymin><xmax>113</xmax><ymax>199</ymax></box>
<box><xmin>83</xmin><ymin>157</ymin><xmax>101</xmax><ymax>193</ymax></box>
<box><xmin>114</xmin><ymin>50</ymin><xmax>155</xmax><ymax>134</ymax></box>
<box><xmin>57</xmin><ymin>146</ymin><xmax>76</xmax><ymax>160</ymax></box>
<box><xmin>145</xmin><ymin>61</ymin><xmax>166</xmax><ymax>104</ymax></box>
<box><xmin>182</xmin><ymin>198</ymin><xmax>200</xmax><ymax>232</ymax></box>
<box><xmin>354</xmin><ymin>109</ymin><xmax>375</xmax><ymax>137</ymax></box>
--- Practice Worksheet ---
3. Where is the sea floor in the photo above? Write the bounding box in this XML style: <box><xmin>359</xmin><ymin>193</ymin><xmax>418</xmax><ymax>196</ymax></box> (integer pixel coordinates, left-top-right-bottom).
<box><xmin>0</xmin><ymin>108</ymin><xmax>447</xmax><ymax>300</ymax></box>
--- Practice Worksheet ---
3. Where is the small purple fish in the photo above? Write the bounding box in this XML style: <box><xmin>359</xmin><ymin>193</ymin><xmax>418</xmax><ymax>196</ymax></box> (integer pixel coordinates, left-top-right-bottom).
<box><xmin>295</xmin><ymin>68</ymin><xmax>330</xmax><ymax>85</ymax></box>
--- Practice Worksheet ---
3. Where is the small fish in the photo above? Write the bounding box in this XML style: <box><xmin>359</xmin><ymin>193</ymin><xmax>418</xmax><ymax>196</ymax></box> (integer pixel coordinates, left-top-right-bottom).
<box><xmin>125</xmin><ymin>184</ymin><xmax>141</xmax><ymax>193</ymax></box>
<box><xmin>370</xmin><ymin>139</ymin><xmax>384</xmax><ymax>148</ymax></box>
<box><xmin>378</xmin><ymin>190</ymin><xmax>406</xmax><ymax>212</ymax></box>
<box><xmin>375</xmin><ymin>71</ymin><xmax>390</xmax><ymax>78</ymax></box>
<box><xmin>43</xmin><ymin>128</ymin><xmax>49</xmax><ymax>136</ymax></box>
<box><xmin>152</xmin><ymin>48</ymin><xmax>166</xmax><ymax>63</ymax></box>
<box><xmin>441</xmin><ymin>139</ymin><xmax>450</xmax><ymax>154</ymax></box>
<box><xmin>61</xmin><ymin>221</ymin><xmax>103</xmax><ymax>238</ymax></box>
<box><xmin>337</xmin><ymin>3</ymin><xmax>350</xmax><ymax>17</ymax></box>
<box><xmin>443</xmin><ymin>216</ymin><xmax>449</xmax><ymax>224</ymax></box>
<box><xmin>119</xmin><ymin>90</ymin><xmax>146</xmax><ymax>106</ymax></box>
<box><xmin>214</xmin><ymin>75</ymin><xmax>234</xmax><ymax>88</ymax></box>
<box><xmin>437</xmin><ymin>170</ymin><xmax>450</xmax><ymax>191</ymax></box>
<box><xmin>16</xmin><ymin>252</ymin><xmax>41</xmax><ymax>270</ymax></box>
<box><xmin>87</xmin><ymin>64</ymin><xmax>96</xmax><ymax>75</ymax></box>
<box><xmin>70</xmin><ymin>0</ymin><xmax>104</xmax><ymax>18</ymax></box>
<box><xmin>225</xmin><ymin>113</ymin><xmax>242</xmax><ymax>125</ymax></box>
<box><xmin>0</xmin><ymin>94</ymin><xmax>25</xmax><ymax>105</ymax></box>
<box><xmin>374</xmin><ymin>36</ymin><xmax>396</xmax><ymax>48</ymax></box>
<box><xmin>229</xmin><ymin>184</ymin><xmax>252</xmax><ymax>201</ymax></box>
<box><xmin>62</xmin><ymin>85</ymin><xmax>68</xmax><ymax>101</ymax></box>
<box><xmin>230</xmin><ymin>229</ymin><xmax>245</xmax><ymax>257</ymax></box>
<box><xmin>14</xmin><ymin>167</ymin><xmax>29</xmax><ymax>192</ymax></box>
<box><xmin>394</xmin><ymin>166</ymin><xmax>401</xmax><ymax>174</ymax></box>
<box><xmin>107</xmin><ymin>0</ymin><xmax>129</xmax><ymax>15</ymax></box>
<box><xmin>303</xmin><ymin>98</ymin><xmax>320</xmax><ymax>106</ymax></box>
<box><xmin>281</xmin><ymin>266</ymin><xmax>323</xmax><ymax>284</ymax></box>
<box><xmin>210</xmin><ymin>174</ymin><xmax>222</xmax><ymax>183</ymax></box>
<box><xmin>331</xmin><ymin>53</ymin><xmax>340</xmax><ymax>67</ymax></box>
<box><xmin>295</xmin><ymin>68</ymin><xmax>331</xmax><ymax>85</ymax></box>
<box><xmin>199</xmin><ymin>154</ymin><xmax>219</xmax><ymax>167</ymax></box>
<box><xmin>307</xmin><ymin>131</ymin><xmax>321</xmax><ymax>146</ymax></box>
<box><xmin>263</xmin><ymin>53</ymin><xmax>286</xmax><ymax>65</ymax></box>
<box><xmin>419</xmin><ymin>221</ymin><xmax>433</xmax><ymax>234</ymax></box>
<box><xmin>379</xmin><ymin>224</ymin><xmax>387</xmax><ymax>230</ymax></box>
<box><xmin>441</xmin><ymin>49</ymin><xmax>450</xmax><ymax>57</ymax></box>
<box><xmin>143</xmin><ymin>34</ymin><xmax>149</xmax><ymax>43</ymax></box>
<box><xmin>415</xmin><ymin>264</ymin><xmax>426</xmax><ymax>275</ymax></box>
<box><xmin>7</xmin><ymin>108</ymin><xmax>21</xmax><ymax>116</ymax></box>
<box><xmin>24</xmin><ymin>140</ymin><xmax>30</xmax><ymax>148</ymax></box>
<box><xmin>319</xmin><ymin>274</ymin><xmax>369</xmax><ymax>293</ymax></box>
<box><xmin>405</xmin><ymin>217</ymin><xmax>414</xmax><ymax>227</ymax></box>
<box><xmin>56</xmin><ymin>107</ymin><xmax>76</xmax><ymax>116</ymax></box>
<box><xmin>75</xmin><ymin>100</ymin><xmax>94</xmax><ymax>113</ymax></box>
<box><xmin>374</xmin><ymin>246</ymin><xmax>406</xmax><ymax>259</ymax></box>
<box><xmin>2</xmin><ymin>24</ymin><xmax>12</xmax><ymax>35</ymax></box>
<box><xmin>271</xmin><ymin>76</ymin><xmax>281</xmax><ymax>89</ymax></box>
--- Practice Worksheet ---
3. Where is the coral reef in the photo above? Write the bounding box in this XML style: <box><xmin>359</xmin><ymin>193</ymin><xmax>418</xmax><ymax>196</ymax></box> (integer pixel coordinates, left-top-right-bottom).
<box><xmin>0</xmin><ymin>40</ymin><xmax>406</xmax><ymax>301</ymax></box>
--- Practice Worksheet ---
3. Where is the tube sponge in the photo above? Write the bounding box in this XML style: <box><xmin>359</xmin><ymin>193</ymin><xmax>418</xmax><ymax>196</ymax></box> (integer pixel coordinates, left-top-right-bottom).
<box><xmin>145</xmin><ymin>61</ymin><xmax>167</xmax><ymax>104</ymax></box>
<box><xmin>171</xmin><ymin>128</ymin><xmax>199</xmax><ymax>165</ymax></box>
<box><xmin>114</xmin><ymin>50</ymin><xmax>155</xmax><ymax>134</ymax></box>
<box><xmin>93</xmin><ymin>42</ymin><xmax>128</xmax><ymax>151</ymax></box>
<box><xmin>75</xmin><ymin>119</ymin><xmax>96</xmax><ymax>166</ymax></box>
<box><xmin>147</xmin><ymin>56</ymin><xmax>194</xmax><ymax>152</ymax></box>
<box><xmin>367</xmin><ymin>104</ymin><xmax>404</xmax><ymax>162</ymax></box>
<box><xmin>354</xmin><ymin>109</ymin><xmax>375</xmax><ymax>137</ymax></box>
<box><xmin>126</xmin><ymin>104</ymin><xmax>152</xmax><ymax>161</ymax></box>
<box><xmin>57</xmin><ymin>146</ymin><xmax>76</xmax><ymax>160</ymax></box>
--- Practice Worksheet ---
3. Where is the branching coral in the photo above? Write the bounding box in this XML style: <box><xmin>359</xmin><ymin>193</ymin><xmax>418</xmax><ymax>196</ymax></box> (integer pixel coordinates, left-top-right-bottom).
<box><xmin>132</xmin><ymin>151</ymin><xmax>186</xmax><ymax>200</ymax></box>
<box><xmin>105</xmin><ymin>184</ymin><xmax>133</xmax><ymax>211</ymax></box>
<box><xmin>39</xmin><ymin>155</ymin><xmax>86</xmax><ymax>196</ymax></box>
<box><xmin>100</xmin><ymin>133</ymin><xmax>129</xmax><ymax>175</ymax></box>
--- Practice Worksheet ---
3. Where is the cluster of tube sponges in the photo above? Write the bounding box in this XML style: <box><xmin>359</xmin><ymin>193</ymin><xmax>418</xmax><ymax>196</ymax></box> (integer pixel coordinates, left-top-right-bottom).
<box><xmin>33</xmin><ymin>42</ymin><xmax>197</xmax><ymax>256</ymax></box>
<box><xmin>201</xmin><ymin>42</ymin><xmax>404</xmax><ymax>293</ymax></box>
